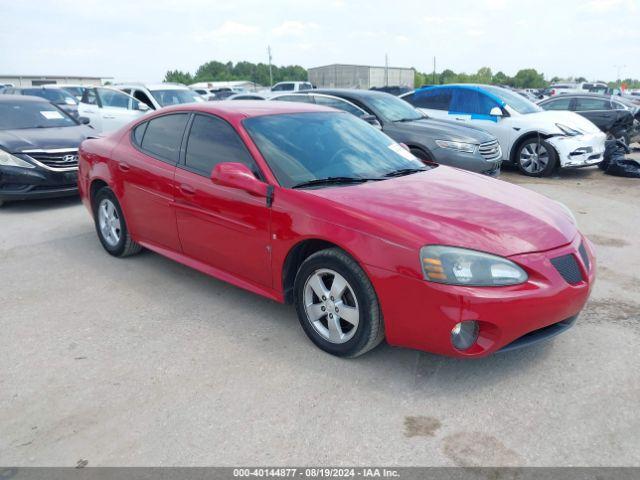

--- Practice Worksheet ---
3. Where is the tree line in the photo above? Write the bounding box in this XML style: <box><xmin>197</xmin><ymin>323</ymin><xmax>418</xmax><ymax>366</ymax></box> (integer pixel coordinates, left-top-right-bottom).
<box><xmin>165</xmin><ymin>60</ymin><xmax>640</xmax><ymax>90</ymax></box>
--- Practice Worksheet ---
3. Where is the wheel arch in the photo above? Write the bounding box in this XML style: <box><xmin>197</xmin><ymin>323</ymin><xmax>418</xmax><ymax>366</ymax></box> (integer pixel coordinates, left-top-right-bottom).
<box><xmin>509</xmin><ymin>131</ymin><xmax>555</xmax><ymax>163</ymax></box>
<box><xmin>89</xmin><ymin>178</ymin><xmax>110</xmax><ymax>211</ymax></box>
<box><xmin>282</xmin><ymin>238</ymin><xmax>362</xmax><ymax>304</ymax></box>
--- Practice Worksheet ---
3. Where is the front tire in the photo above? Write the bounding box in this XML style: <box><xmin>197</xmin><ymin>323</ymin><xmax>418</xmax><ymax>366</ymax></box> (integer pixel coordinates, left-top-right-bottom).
<box><xmin>515</xmin><ymin>138</ymin><xmax>557</xmax><ymax>177</ymax></box>
<box><xmin>294</xmin><ymin>248</ymin><xmax>384</xmax><ymax>358</ymax></box>
<box><xmin>93</xmin><ymin>187</ymin><xmax>141</xmax><ymax>257</ymax></box>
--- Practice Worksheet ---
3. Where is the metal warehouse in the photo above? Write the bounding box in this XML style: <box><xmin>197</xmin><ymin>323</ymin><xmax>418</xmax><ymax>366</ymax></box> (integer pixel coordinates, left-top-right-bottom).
<box><xmin>0</xmin><ymin>74</ymin><xmax>112</xmax><ymax>87</ymax></box>
<box><xmin>308</xmin><ymin>64</ymin><xmax>415</xmax><ymax>89</ymax></box>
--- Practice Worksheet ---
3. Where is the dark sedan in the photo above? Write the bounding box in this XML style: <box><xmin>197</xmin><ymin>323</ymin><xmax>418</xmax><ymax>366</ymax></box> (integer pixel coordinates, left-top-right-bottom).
<box><xmin>272</xmin><ymin>89</ymin><xmax>502</xmax><ymax>176</ymax></box>
<box><xmin>2</xmin><ymin>85</ymin><xmax>80</xmax><ymax>119</ymax></box>
<box><xmin>0</xmin><ymin>96</ymin><xmax>92</xmax><ymax>206</ymax></box>
<box><xmin>538</xmin><ymin>94</ymin><xmax>638</xmax><ymax>144</ymax></box>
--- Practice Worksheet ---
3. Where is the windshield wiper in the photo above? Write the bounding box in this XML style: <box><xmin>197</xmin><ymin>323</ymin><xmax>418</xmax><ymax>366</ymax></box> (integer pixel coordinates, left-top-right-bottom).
<box><xmin>292</xmin><ymin>176</ymin><xmax>380</xmax><ymax>189</ymax></box>
<box><xmin>393</xmin><ymin>117</ymin><xmax>422</xmax><ymax>123</ymax></box>
<box><xmin>383</xmin><ymin>167</ymin><xmax>427</xmax><ymax>178</ymax></box>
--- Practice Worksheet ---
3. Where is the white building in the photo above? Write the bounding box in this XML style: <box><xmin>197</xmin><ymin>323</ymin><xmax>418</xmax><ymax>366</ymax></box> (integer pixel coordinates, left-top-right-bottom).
<box><xmin>0</xmin><ymin>74</ymin><xmax>112</xmax><ymax>87</ymax></box>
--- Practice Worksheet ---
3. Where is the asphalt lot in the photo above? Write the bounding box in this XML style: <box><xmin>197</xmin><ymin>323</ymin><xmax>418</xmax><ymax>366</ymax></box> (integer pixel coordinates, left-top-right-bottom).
<box><xmin>1</xmin><ymin>166</ymin><xmax>639</xmax><ymax>467</ymax></box>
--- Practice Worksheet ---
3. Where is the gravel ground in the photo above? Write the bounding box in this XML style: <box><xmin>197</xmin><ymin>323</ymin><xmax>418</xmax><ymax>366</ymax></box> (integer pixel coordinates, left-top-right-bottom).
<box><xmin>0</xmin><ymin>165</ymin><xmax>638</xmax><ymax>467</ymax></box>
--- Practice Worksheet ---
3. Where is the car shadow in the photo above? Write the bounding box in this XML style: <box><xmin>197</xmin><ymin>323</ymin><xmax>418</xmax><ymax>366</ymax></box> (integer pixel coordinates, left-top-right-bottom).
<box><xmin>0</xmin><ymin>195</ymin><xmax>81</xmax><ymax>214</ymax></box>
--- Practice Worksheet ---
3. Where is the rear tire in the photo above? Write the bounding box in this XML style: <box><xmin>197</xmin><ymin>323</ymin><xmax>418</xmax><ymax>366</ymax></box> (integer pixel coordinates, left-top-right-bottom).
<box><xmin>93</xmin><ymin>187</ymin><xmax>141</xmax><ymax>257</ymax></box>
<box><xmin>515</xmin><ymin>138</ymin><xmax>557</xmax><ymax>177</ymax></box>
<box><xmin>294</xmin><ymin>248</ymin><xmax>384</xmax><ymax>358</ymax></box>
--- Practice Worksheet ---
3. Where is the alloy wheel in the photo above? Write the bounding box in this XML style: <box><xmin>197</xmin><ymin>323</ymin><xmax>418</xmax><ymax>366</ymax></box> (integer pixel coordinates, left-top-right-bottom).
<box><xmin>303</xmin><ymin>268</ymin><xmax>360</xmax><ymax>344</ymax></box>
<box><xmin>98</xmin><ymin>198</ymin><xmax>122</xmax><ymax>247</ymax></box>
<box><xmin>519</xmin><ymin>142</ymin><xmax>549</xmax><ymax>174</ymax></box>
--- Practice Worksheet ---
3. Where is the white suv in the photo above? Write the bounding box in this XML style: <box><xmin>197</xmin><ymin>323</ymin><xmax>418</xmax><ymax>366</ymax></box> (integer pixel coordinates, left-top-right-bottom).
<box><xmin>270</xmin><ymin>81</ymin><xmax>313</xmax><ymax>93</ymax></box>
<box><xmin>115</xmin><ymin>83</ymin><xmax>204</xmax><ymax>110</ymax></box>
<box><xmin>402</xmin><ymin>84</ymin><xmax>606</xmax><ymax>177</ymax></box>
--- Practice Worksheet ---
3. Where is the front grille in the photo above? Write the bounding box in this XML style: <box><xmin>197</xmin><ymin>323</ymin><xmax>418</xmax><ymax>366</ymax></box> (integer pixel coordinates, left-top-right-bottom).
<box><xmin>551</xmin><ymin>254</ymin><xmax>584</xmax><ymax>284</ymax></box>
<box><xmin>578</xmin><ymin>242</ymin><xmax>590</xmax><ymax>271</ymax></box>
<box><xmin>23</xmin><ymin>149</ymin><xmax>78</xmax><ymax>170</ymax></box>
<box><xmin>478</xmin><ymin>140</ymin><xmax>502</xmax><ymax>161</ymax></box>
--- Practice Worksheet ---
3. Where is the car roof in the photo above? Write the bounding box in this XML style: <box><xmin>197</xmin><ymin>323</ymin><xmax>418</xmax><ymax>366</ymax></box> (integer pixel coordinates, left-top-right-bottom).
<box><xmin>153</xmin><ymin>99</ymin><xmax>337</xmax><ymax>120</ymax></box>
<box><xmin>540</xmin><ymin>93</ymin><xmax>613</xmax><ymax>101</ymax></box>
<box><xmin>311</xmin><ymin>88</ymin><xmax>392</xmax><ymax>100</ymax></box>
<box><xmin>116</xmin><ymin>83</ymin><xmax>189</xmax><ymax>91</ymax></box>
<box><xmin>0</xmin><ymin>94</ymin><xmax>51</xmax><ymax>103</ymax></box>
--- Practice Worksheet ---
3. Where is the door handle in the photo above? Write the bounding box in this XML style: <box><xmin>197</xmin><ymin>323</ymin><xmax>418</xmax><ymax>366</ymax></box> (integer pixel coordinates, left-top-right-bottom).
<box><xmin>103</xmin><ymin>115</ymin><xmax>116</xmax><ymax>119</ymax></box>
<box><xmin>455</xmin><ymin>117</ymin><xmax>466</xmax><ymax>121</ymax></box>
<box><xmin>118</xmin><ymin>163</ymin><xmax>130</xmax><ymax>172</ymax></box>
<box><xmin>179</xmin><ymin>184</ymin><xmax>196</xmax><ymax>195</ymax></box>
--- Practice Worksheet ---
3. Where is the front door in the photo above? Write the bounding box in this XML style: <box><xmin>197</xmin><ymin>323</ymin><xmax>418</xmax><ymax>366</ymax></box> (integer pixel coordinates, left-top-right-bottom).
<box><xmin>174</xmin><ymin>113</ymin><xmax>272</xmax><ymax>287</ymax></box>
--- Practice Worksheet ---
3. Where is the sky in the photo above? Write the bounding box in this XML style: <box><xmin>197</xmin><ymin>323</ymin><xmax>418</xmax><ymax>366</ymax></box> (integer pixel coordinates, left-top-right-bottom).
<box><xmin>1</xmin><ymin>0</ymin><xmax>639</xmax><ymax>83</ymax></box>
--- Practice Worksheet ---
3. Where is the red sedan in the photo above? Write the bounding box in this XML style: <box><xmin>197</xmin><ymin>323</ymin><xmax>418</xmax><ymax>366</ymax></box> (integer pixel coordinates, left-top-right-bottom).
<box><xmin>78</xmin><ymin>101</ymin><xmax>595</xmax><ymax>358</ymax></box>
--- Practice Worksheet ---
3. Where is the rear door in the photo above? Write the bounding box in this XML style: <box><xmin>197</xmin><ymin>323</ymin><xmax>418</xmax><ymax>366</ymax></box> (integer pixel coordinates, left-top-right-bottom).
<box><xmin>119</xmin><ymin>113</ymin><xmax>188</xmax><ymax>251</ymax></box>
<box><xmin>174</xmin><ymin>113</ymin><xmax>272</xmax><ymax>287</ymax></box>
<box><xmin>78</xmin><ymin>88</ymin><xmax>103</xmax><ymax>131</ymax></box>
<box><xmin>96</xmin><ymin>88</ymin><xmax>144</xmax><ymax>132</ymax></box>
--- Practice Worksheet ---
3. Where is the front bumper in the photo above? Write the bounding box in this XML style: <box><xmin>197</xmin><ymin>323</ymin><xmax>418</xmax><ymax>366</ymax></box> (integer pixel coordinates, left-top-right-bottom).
<box><xmin>548</xmin><ymin>132</ymin><xmax>606</xmax><ymax>168</ymax></box>
<box><xmin>368</xmin><ymin>234</ymin><xmax>595</xmax><ymax>357</ymax></box>
<box><xmin>434</xmin><ymin>148</ymin><xmax>502</xmax><ymax>177</ymax></box>
<box><xmin>0</xmin><ymin>165</ymin><xmax>78</xmax><ymax>201</ymax></box>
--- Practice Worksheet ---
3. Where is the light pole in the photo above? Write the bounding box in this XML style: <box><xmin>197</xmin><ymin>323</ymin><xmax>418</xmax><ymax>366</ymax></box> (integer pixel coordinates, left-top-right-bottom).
<box><xmin>614</xmin><ymin>64</ymin><xmax>626</xmax><ymax>85</ymax></box>
<box><xmin>268</xmin><ymin>46</ymin><xmax>273</xmax><ymax>87</ymax></box>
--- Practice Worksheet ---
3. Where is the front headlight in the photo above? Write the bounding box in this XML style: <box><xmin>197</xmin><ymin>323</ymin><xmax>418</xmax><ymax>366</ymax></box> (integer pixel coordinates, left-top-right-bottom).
<box><xmin>556</xmin><ymin>123</ymin><xmax>582</xmax><ymax>136</ymax></box>
<box><xmin>420</xmin><ymin>245</ymin><xmax>528</xmax><ymax>286</ymax></box>
<box><xmin>0</xmin><ymin>150</ymin><xmax>36</xmax><ymax>169</ymax></box>
<box><xmin>435</xmin><ymin>139</ymin><xmax>476</xmax><ymax>153</ymax></box>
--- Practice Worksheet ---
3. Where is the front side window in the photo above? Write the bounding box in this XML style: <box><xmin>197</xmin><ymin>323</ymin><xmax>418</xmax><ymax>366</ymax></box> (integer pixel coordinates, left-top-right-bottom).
<box><xmin>185</xmin><ymin>114</ymin><xmax>258</xmax><ymax>176</ymax></box>
<box><xmin>272</xmin><ymin>83</ymin><xmax>294</xmax><ymax>92</ymax></box>
<box><xmin>541</xmin><ymin>97</ymin><xmax>572</xmax><ymax>110</ymax></box>
<box><xmin>483</xmin><ymin>86</ymin><xmax>541</xmax><ymax>114</ymax></box>
<box><xmin>82</xmin><ymin>89</ymin><xmax>99</xmax><ymax>106</ymax></box>
<box><xmin>139</xmin><ymin>114</ymin><xmax>188</xmax><ymax>163</ymax></box>
<box><xmin>412</xmin><ymin>88</ymin><xmax>452</xmax><ymax>111</ymax></box>
<box><xmin>574</xmin><ymin>98</ymin><xmax>611</xmax><ymax>111</ymax></box>
<box><xmin>0</xmin><ymin>100</ymin><xmax>77</xmax><ymax>130</ymax></box>
<box><xmin>299</xmin><ymin>83</ymin><xmax>313</xmax><ymax>91</ymax></box>
<box><xmin>98</xmin><ymin>88</ymin><xmax>132</xmax><ymax>109</ymax></box>
<box><xmin>313</xmin><ymin>96</ymin><xmax>367</xmax><ymax>117</ymax></box>
<box><xmin>243</xmin><ymin>112</ymin><xmax>427</xmax><ymax>188</ymax></box>
<box><xmin>365</xmin><ymin>94</ymin><xmax>423</xmax><ymax>122</ymax></box>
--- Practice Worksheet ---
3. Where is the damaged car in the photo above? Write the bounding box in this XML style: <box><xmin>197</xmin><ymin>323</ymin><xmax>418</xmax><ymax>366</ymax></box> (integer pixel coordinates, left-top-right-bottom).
<box><xmin>402</xmin><ymin>85</ymin><xmax>606</xmax><ymax>177</ymax></box>
<box><xmin>538</xmin><ymin>94</ymin><xmax>639</xmax><ymax>145</ymax></box>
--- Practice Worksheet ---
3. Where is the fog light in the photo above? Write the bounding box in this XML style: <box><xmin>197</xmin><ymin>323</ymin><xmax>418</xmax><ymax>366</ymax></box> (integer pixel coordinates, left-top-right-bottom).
<box><xmin>451</xmin><ymin>321</ymin><xmax>479</xmax><ymax>351</ymax></box>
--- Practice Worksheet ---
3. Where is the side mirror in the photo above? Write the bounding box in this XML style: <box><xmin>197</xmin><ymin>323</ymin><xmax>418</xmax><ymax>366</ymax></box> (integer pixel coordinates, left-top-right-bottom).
<box><xmin>78</xmin><ymin>116</ymin><xmax>91</xmax><ymax>125</ymax></box>
<box><xmin>211</xmin><ymin>162</ymin><xmax>267</xmax><ymax>197</ymax></box>
<box><xmin>490</xmin><ymin>106</ymin><xmax>503</xmax><ymax>117</ymax></box>
<box><xmin>361</xmin><ymin>114</ymin><xmax>382</xmax><ymax>129</ymax></box>
<box><xmin>136</xmin><ymin>102</ymin><xmax>150</xmax><ymax>112</ymax></box>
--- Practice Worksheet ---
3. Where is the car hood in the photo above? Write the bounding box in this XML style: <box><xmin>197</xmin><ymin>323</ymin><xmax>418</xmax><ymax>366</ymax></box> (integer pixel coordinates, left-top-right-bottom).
<box><xmin>520</xmin><ymin>110</ymin><xmax>601</xmax><ymax>134</ymax></box>
<box><xmin>304</xmin><ymin>167</ymin><xmax>576</xmax><ymax>257</ymax></box>
<box><xmin>396</xmin><ymin>117</ymin><xmax>496</xmax><ymax>143</ymax></box>
<box><xmin>0</xmin><ymin>125</ymin><xmax>92</xmax><ymax>152</ymax></box>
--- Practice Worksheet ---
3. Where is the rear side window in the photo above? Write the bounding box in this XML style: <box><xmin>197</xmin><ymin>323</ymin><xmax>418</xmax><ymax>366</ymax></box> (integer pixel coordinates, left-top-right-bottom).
<box><xmin>140</xmin><ymin>113</ymin><xmax>188</xmax><ymax>163</ymax></box>
<box><xmin>541</xmin><ymin>97</ymin><xmax>572</xmax><ymax>111</ymax></box>
<box><xmin>450</xmin><ymin>89</ymin><xmax>499</xmax><ymax>115</ymax></box>
<box><xmin>575</xmin><ymin>98</ymin><xmax>611</xmax><ymax>111</ymax></box>
<box><xmin>132</xmin><ymin>122</ymin><xmax>147</xmax><ymax>145</ymax></box>
<box><xmin>412</xmin><ymin>88</ymin><xmax>452</xmax><ymax>110</ymax></box>
<box><xmin>185</xmin><ymin>114</ymin><xmax>258</xmax><ymax>176</ymax></box>
<box><xmin>273</xmin><ymin>95</ymin><xmax>315</xmax><ymax>103</ymax></box>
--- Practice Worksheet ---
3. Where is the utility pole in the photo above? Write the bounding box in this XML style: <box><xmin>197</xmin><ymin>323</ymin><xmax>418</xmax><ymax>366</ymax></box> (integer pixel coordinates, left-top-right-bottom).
<box><xmin>614</xmin><ymin>64</ymin><xmax>626</xmax><ymax>85</ymax></box>
<box><xmin>268</xmin><ymin>45</ymin><xmax>273</xmax><ymax>87</ymax></box>
<box><xmin>385</xmin><ymin>53</ymin><xmax>389</xmax><ymax>87</ymax></box>
<box><xmin>432</xmin><ymin>56</ymin><xmax>436</xmax><ymax>85</ymax></box>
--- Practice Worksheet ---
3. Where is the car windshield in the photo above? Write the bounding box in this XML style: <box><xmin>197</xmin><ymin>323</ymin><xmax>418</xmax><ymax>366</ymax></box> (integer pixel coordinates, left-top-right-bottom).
<box><xmin>150</xmin><ymin>89</ymin><xmax>203</xmax><ymax>107</ymax></box>
<box><xmin>22</xmin><ymin>88</ymin><xmax>78</xmax><ymax>105</ymax></box>
<box><xmin>483</xmin><ymin>86</ymin><xmax>542</xmax><ymax>114</ymax></box>
<box><xmin>364</xmin><ymin>94</ymin><xmax>423</xmax><ymax>122</ymax></box>
<box><xmin>243</xmin><ymin>112</ymin><xmax>428</xmax><ymax>188</ymax></box>
<box><xmin>0</xmin><ymin>101</ymin><xmax>77</xmax><ymax>129</ymax></box>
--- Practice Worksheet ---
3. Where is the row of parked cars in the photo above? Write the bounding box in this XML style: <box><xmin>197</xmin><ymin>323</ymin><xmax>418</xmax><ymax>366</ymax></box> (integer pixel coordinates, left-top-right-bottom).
<box><xmin>0</xmin><ymin>79</ymin><xmax>598</xmax><ymax>358</ymax></box>
<box><xmin>2</xmin><ymin>78</ymin><xmax>636</xmax><ymax>207</ymax></box>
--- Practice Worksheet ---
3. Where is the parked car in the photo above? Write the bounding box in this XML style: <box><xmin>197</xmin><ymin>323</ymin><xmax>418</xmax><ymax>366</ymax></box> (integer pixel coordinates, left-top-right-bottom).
<box><xmin>546</xmin><ymin>83</ymin><xmax>581</xmax><ymax>96</ymax></box>
<box><xmin>78</xmin><ymin>87</ymin><xmax>150</xmax><ymax>133</ymax></box>
<box><xmin>115</xmin><ymin>83</ymin><xmax>204</xmax><ymax>110</ymax></box>
<box><xmin>78</xmin><ymin>101</ymin><xmax>595</xmax><ymax>358</ymax></box>
<box><xmin>275</xmin><ymin>89</ymin><xmax>502</xmax><ymax>176</ymax></box>
<box><xmin>190</xmin><ymin>87</ymin><xmax>217</xmax><ymax>101</ymax></box>
<box><xmin>370</xmin><ymin>86</ymin><xmax>411</xmax><ymax>96</ymax></box>
<box><xmin>2</xmin><ymin>85</ymin><xmax>80</xmax><ymax>118</ymax></box>
<box><xmin>270</xmin><ymin>81</ymin><xmax>313</xmax><ymax>92</ymax></box>
<box><xmin>538</xmin><ymin>94</ymin><xmax>638</xmax><ymax>144</ymax></box>
<box><xmin>402</xmin><ymin>85</ymin><xmax>606</xmax><ymax>176</ymax></box>
<box><xmin>210</xmin><ymin>89</ymin><xmax>236</xmax><ymax>100</ymax></box>
<box><xmin>228</xmin><ymin>93</ymin><xmax>267</xmax><ymax>100</ymax></box>
<box><xmin>58</xmin><ymin>84</ymin><xmax>89</xmax><ymax>101</ymax></box>
<box><xmin>0</xmin><ymin>95</ymin><xmax>92</xmax><ymax>206</ymax></box>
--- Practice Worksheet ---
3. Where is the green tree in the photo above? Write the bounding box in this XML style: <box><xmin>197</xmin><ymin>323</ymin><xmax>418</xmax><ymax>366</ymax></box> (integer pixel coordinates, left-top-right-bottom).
<box><xmin>492</xmin><ymin>71</ymin><xmax>511</xmax><ymax>85</ymax></box>
<box><xmin>164</xmin><ymin>70</ymin><xmax>193</xmax><ymax>84</ymax></box>
<box><xmin>512</xmin><ymin>68</ymin><xmax>546</xmax><ymax>88</ymax></box>
<box><xmin>475</xmin><ymin>67</ymin><xmax>493</xmax><ymax>84</ymax></box>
